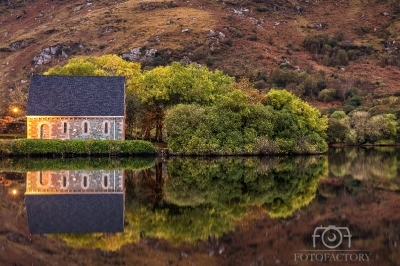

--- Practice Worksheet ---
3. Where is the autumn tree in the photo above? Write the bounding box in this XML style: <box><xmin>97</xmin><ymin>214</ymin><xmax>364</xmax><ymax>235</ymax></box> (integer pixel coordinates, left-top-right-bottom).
<box><xmin>45</xmin><ymin>56</ymin><xmax>236</xmax><ymax>141</ymax></box>
<box><xmin>136</xmin><ymin>62</ymin><xmax>234</xmax><ymax>141</ymax></box>
<box><xmin>261</xmin><ymin>89</ymin><xmax>328</xmax><ymax>153</ymax></box>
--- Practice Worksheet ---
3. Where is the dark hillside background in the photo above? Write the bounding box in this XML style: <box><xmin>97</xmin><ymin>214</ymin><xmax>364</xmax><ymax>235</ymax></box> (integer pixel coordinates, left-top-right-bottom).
<box><xmin>1</xmin><ymin>0</ymin><xmax>400</xmax><ymax>116</ymax></box>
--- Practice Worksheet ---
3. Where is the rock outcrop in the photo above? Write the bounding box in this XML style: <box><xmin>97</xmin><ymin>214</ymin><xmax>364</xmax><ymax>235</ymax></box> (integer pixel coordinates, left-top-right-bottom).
<box><xmin>122</xmin><ymin>47</ymin><xmax>157</xmax><ymax>63</ymax></box>
<box><xmin>32</xmin><ymin>44</ymin><xmax>70</xmax><ymax>65</ymax></box>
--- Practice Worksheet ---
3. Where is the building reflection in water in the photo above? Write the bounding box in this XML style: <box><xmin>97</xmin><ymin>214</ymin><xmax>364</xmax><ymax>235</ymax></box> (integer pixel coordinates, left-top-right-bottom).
<box><xmin>25</xmin><ymin>170</ymin><xmax>124</xmax><ymax>234</ymax></box>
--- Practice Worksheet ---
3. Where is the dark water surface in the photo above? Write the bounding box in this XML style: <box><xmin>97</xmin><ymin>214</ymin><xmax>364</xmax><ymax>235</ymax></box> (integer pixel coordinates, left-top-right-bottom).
<box><xmin>1</xmin><ymin>147</ymin><xmax>399</xmax><ymax>265</ymax></box>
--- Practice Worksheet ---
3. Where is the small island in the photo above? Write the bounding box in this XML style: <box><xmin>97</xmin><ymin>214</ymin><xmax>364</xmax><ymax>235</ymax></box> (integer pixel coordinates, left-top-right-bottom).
<box><xmin>2</xmin><ymin>55</ymin><xmax>398</xmax><ymax>157</ymax></box>
<box><xmin>2</xmin><ymin>55</ymin><xmax>329</xmax><ymax>157</ymax></box>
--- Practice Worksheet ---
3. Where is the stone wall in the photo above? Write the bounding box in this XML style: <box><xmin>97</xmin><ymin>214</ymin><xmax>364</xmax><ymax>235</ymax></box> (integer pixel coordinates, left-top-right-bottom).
<box><xmin>27</xmin><ymin>116</ymin><xmax>125</xmax><ymax>140</ymax></box>
<box><xmin>26</xmin><ymin>170</ymin><xmax>124</xmax><ymax>193</ymax></box>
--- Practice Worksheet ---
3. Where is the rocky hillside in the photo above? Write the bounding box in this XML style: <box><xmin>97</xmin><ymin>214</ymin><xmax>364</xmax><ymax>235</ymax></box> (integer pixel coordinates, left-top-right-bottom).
<box><xmin>0</xmin><ymin>0</ymin><xmax>400</xmax><ymax>116</ymax></box>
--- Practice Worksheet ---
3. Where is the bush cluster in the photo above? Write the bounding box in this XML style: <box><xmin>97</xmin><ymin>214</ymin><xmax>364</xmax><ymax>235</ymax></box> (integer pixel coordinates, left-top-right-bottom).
<box><xmin>318</xmin><ymin>88</ymin><xmax>336</xmax><ymax>102</ymax></box>
<box><xmin>303</xmin><ymin>34</ymin><xmax>368</xmax><ymax>67</ymax></box>
<box><xmin>268</xmin><ymin>66</ymin><xmax>370</xmax><ymax>106</ymax></box>
<box><xmin>4</xmin><ymin>139</ymin><xmax>156</xmax><ymax>156</ymax></box>
<box><xmin>379</xmin><ymin>54</ymin><xmax>400</xmax><ymax>68</ymax></box>
<box><xmin>165</xmin><ymin>89</ymin><xmax>328</xmax><ymax>155</ymax></box>
<box><xmin>342</xmin><ymin>95</ymin><xmax>363</xmax><ymax>113</ymax></box>
<box><xmin>327</xmin><ymin>111</ymin><xmax>398</xmax><ymax>144</ymax></box>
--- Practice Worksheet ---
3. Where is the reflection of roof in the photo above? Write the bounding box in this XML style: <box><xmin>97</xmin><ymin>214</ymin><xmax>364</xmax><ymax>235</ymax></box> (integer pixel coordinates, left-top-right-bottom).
<box><xmin>26</xmin><ymin>75</ymin><xmax>125</xmax><ymax>116</ymax></box>
<box><xmin>25</xmin><ymin>193</ymin><xmax>124</xmax><ymax>234</ymax></box>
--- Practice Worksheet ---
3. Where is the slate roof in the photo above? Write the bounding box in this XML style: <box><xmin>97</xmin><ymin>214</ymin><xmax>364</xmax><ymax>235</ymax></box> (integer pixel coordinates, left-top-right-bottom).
<box><xmin>26</xmin><ymin>75</ymin><xmax>125</xmax><ymax>116</ymax></box>
<box><xmin>25</xmin><ymin>193</ymin><xmax>124</xmax><ymax>234</ymax></box>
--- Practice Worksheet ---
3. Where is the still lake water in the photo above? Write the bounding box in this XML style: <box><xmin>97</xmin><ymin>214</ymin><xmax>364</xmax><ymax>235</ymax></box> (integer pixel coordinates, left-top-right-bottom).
<box><xmin>1</xmin><ymin>147</ymin><xmax>400</xmax><ymax>266</ymax></box>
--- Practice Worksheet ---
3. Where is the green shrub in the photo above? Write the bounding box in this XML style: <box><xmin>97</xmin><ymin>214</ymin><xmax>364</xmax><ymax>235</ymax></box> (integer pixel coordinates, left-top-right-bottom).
<box><xmin>12</xmin><ymin>139</ymin><xmax>65</xmax><ymax>155</ymax></box>
<box><xmin>347</xmin><ymin>50</ymin><xmax>358</xmax><ymax>61</ymax></box>
<box><xmin>318</xmin><ymin>88</ymin><xmax>336</xmax><ymax>102</ymax></box>
<box><xmin>62</xmin><ymin>140</ymin><xmax>86</xmax><ymax>155</ymax></box>
<box><xmin>327</xmin><ymin>118</ymin><xmax>350</xmax><ymax>143</ymax></box>
<box><xmin>87</xmin><ymin>140</ymin><xmax>110</xmax><ymax>155</ymax></box>
<box><xmin>303</xmin><ymin>34</ymin><xmax>329</xmax><ymax>53</ymax></box>
<box><xmin>343</xmin><ymin>104</ymin><xmax>356</xmax><ymax>114</ymax></box>
<box><xmin>379</xmin><ymin>55</ymin><xmax>398</xmax><ymax>68</ymax></box>
<box><xmin>269</xmin><ymin>68</ymin><xmax>299</xmax><ymax>88</ymax></box>
<box><xmin>248</xmin><ymin>34</ymin><xmax>258</xmax><ymax>41</ymax></box>
<box><xmin>330</xmin><ymin>110</ymin><xmax>347</xmax><ymax>119</ymax></box>
<box><xmin>344</xmin><ymin>95</ymin><xmax>362</xmax><ymax>107</ymax></box>
<box><xmin>336</xmin><ymin>49</ymin><xmax>349</xmax><ymax>66</ymax></box>
<box><xmin>192</xmin><ymin>45</ymin><xmax>209</xmax><ymax>61</ymax></box>
<box><xmin>9</xmin><ymin>139</ymin><xmax>156</xmax><ymax>156</ymax></box>
<box><xmin>120</xmin><ymin>140</ymin><xmax>156</xmax><ymax>155</ymax></box>
<box><xmin>327</xmin><ymin>39</ymin><xmax>338</xmax><ymax>48</ymax></box>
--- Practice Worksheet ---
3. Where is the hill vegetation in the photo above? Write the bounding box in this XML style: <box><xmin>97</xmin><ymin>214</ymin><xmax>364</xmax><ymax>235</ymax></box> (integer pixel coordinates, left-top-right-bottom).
<box><xmin>1</xmin><ymin>0</ymin><xmax>400</xmax><ymax>142</ymax></box>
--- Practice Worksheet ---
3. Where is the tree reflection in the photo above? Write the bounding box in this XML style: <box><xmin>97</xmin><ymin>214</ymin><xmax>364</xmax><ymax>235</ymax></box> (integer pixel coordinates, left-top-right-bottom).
<box><xmin>54</xmin><ymin>156</ymin><xmax>327</xmax><ymax>250</ymax></box>
<box><xmin>329</xmin><ymin>147</ymin><xmax>400</xmax><ymax>180</ymax></box>
<box><xmin>164</xmin><ymin>156</ymin><xmax>327</xmax><ymax>218</ymax></box>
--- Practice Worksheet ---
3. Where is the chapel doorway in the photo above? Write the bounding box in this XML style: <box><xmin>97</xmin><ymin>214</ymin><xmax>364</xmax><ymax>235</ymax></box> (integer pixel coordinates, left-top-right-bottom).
<box><xmin>40</xmin><ymin>124</ymin><xmax>50</xmax><ymax>139</ymax></box>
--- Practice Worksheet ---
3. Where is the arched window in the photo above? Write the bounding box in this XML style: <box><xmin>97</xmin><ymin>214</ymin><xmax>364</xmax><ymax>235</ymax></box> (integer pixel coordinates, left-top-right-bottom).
<box><xmin>104</xmin><ymin>122</ymin><xmax>108</xmax><ymax>134</ymax></box>
<box><xmin>62</xmin><ymin>176</ymin><xmax>67</xmax><ymax>188</ymax></box>
<box><xmin>38</xmin><ymin>171</ymin><xmax>51</xmax><ymax>188</ymax></box>
<box><xmin>83</xmin><ymin>122</ymin><xmax>88</xmax><ymax>134</ymax></box>
<box><xmin>39</xmin><ymin>171</ymin><xmax>45</xmax><ymax>185</ymax></box>
<box><xmin>103</xmin><ymin>175</ymin><xmax>109</xmax><ymax>188</ymax></box>
<box><xmin>82</xmin><ymin>175</ymin><xmax>89</xmax><ymax>189</ymax></box>
<box><xmin>63</xmin><ymin>122</ymin><xmax>68</xmax><ymax>134</ymax></box>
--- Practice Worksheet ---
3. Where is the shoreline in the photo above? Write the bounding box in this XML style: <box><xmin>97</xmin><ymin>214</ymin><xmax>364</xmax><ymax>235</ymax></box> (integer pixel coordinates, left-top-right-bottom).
<box><xmin>0</xmin><ymin>139</ymin><xmax>398</xmax><ymax>158</ymax></box>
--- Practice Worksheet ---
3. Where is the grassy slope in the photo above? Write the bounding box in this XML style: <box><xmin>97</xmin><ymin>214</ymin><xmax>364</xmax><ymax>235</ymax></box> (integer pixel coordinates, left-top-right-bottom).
<box><xmin>0</xmin><ymin>0</ymin><xmax>400</xmax><ymax>115</ymax></box>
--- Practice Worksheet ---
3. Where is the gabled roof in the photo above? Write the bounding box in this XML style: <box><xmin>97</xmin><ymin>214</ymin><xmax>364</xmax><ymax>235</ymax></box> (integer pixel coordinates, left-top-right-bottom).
<box><xmin>25</xmin><ymin>193</ymin><xmax>124</xmax><ymax>234</ymax></box>
<box><xmin>26</xmin><ymin>75</ymin><xmax>125</xmax><ymax>116</ymax></box>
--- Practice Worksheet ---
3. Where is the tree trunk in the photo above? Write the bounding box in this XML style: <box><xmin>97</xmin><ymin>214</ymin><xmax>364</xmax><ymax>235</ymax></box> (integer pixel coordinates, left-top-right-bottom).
<box><xmin>155</xmin><ymin>119</ymin><xmax>163</xmax><ymax>142</ymax></box>
<box><xmin>141</xmin><ymin>127</ymin><xmax>151</xmax><ymax>141</ymax></box>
